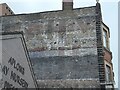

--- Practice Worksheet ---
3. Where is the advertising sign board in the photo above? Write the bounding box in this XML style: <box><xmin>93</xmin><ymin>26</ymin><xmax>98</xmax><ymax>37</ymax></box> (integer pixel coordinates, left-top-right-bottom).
<box><xmin>0</xmin><ymin>32</ymin><xmax>38</xmax><ymax>89</ymax></box>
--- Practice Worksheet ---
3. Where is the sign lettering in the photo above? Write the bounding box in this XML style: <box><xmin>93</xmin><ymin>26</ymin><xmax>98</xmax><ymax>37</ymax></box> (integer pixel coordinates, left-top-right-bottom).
<box><xmin>8</xmin><ymin>57</ymin><xmax>25</xmax><ymax>75</ymax></box>
<box><xmin>2</xmin><ymin>65</ymin><xmax>9</xmax><ymax>76</ymax></box>
<box><xmin>1</xmin><ymin>32</ymin><xmax>38</xmax><ymax>89</ymax></box>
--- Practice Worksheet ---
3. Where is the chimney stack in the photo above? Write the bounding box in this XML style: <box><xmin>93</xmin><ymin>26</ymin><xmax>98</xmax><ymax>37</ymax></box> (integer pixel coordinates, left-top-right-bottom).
<box><xmin>62</xmin><ymin>0</ymin><xmax>73</xmax><ymax>10</ymax></box>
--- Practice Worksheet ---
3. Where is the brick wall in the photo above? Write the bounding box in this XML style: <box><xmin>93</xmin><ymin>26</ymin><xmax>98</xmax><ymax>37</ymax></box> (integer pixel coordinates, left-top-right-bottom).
<box><xmin>0</xmin><ymin>6</ymin><xmax>101</xmax><ymax>88</ymax></box>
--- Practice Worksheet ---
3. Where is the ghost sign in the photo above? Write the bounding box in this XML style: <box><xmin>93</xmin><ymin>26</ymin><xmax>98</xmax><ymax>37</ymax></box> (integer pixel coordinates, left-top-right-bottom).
<box><xmin>0</xmin><ymin>32</ymin><xmax>38</xmax><ymax>89</ymax></box>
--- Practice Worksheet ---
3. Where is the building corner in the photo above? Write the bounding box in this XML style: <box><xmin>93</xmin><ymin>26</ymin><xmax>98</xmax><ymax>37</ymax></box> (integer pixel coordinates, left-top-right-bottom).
<box><xmin>96</xmin><ymin>2</ymin><xmax>106</xmax><ymax>89</ymax></box>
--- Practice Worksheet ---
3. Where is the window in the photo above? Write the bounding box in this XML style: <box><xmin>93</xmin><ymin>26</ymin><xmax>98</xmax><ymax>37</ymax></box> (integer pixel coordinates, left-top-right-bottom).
<box><xmin>103</xmin><ymin>29</ymin><xmax>107</xmax><ymax>48</ymax></box>
<box><xmin>106</xmin><ymin>65</ymin><xmax>111</xmax><ymax>82</ymax></box>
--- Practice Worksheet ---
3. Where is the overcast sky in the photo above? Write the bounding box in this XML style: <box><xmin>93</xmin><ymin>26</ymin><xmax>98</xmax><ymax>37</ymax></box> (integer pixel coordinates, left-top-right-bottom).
<box><xmin>0</xmin><ymin>0</ymin><xmax>118</xmax><ymax>88</ymax></box>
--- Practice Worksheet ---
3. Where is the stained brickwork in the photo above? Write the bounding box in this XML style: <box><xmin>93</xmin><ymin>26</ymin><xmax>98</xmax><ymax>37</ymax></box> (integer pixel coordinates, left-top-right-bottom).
<box><xmin>1</xmin><ymin>7</ymin><xmax>97</xmax><ymax>58</ymax></box>
<box><xmin>0</xmin><ymin>3</ymin><xmax>110</xmax><ymax>88</ymax></box>
<box><xmin>31</xmin><ymin>56</ymin><xmax>99</xmax><ymax>80</ymax></box>
<box><xmin>37</xmin><ymin>79</ymin><xmax>100</xmax><ymax>88</ymax></box>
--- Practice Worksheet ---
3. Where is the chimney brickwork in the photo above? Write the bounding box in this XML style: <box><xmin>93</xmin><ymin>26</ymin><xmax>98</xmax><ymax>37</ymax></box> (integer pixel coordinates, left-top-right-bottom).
<box><xmin>62</xmin><ymin>0</ymin><xmax>73</xmax><ymax>10</ymax></box>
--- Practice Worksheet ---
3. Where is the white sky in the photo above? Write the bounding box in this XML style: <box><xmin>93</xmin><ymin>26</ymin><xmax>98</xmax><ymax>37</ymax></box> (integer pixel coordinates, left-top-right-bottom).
<box><xmin>0</xmin><ymin>0</ymin><xmax>119</xmax><ymax>88</ymax></box>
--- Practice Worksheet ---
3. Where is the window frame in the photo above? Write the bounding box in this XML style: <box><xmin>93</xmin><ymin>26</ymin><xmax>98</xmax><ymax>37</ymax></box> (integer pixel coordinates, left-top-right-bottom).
<box><xmin>102</xmin><ymin>23</ymin><xmax>110</xmax><ymax>50</ymax></box>
<box><xmin>104</xmin><ymin>61</ymin><xmax>113</xmax><ymax>83</ymax></box>
<box><xmin>106</xmin><ymin>64</ymin><xmax>111</xmax><ymax>82</ymax></box>
<box><xmin>103</xmin><ymin>29</ymin><xmax>107</xmax><ymax>48</ymax></box>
